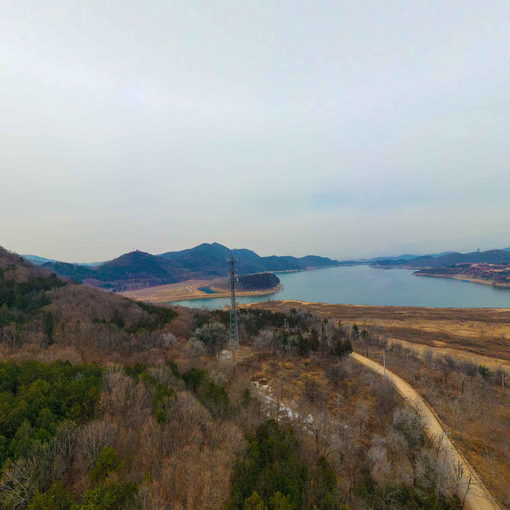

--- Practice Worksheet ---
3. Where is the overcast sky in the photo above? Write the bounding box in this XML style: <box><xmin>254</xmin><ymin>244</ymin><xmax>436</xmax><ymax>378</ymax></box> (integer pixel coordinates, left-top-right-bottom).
<box><xmin>1</xmin><ymin>1</ymin><xmax>509</xmax><ymax>262</ymax></box>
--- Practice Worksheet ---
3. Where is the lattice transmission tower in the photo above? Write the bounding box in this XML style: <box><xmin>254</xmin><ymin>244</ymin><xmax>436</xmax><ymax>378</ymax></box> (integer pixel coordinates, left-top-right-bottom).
<box><xmin>228</xmin><ymin>254</ymin><xmax>239</xmax><ymax>348</ymax></box>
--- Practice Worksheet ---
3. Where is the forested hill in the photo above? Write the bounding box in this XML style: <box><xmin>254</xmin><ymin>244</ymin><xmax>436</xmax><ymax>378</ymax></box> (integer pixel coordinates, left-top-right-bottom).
<box><xmin>0</xmin><ymin>246</ymin><xmax>177</xmax><ymax>354</ymax></box>
<box><xmin>32</xmin><ymin>242</ymin><xmax>339</xmax><ymax>291</ymax></box>
<box><xmin>158</xmin><ymin>242</ymin><xmax>338</xmax><ymax>274</ymax></box>
<box><xmin>372</xmin><ymin>248</ymin><xmax>510</xmax><ymax>268</ymax></box>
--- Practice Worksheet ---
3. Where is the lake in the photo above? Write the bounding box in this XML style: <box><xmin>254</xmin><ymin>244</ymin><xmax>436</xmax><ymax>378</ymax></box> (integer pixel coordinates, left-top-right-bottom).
<box><xmin>169</xmin><ymin>265</ymin><xmax>510</xmax><ymax>309</ymax></box>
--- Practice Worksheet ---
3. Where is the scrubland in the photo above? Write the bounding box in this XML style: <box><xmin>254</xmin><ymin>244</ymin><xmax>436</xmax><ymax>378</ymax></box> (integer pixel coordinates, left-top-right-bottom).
<box><xmin>245</xmin><ymin>301</ymin><xmax>510</xmax><ymax>365</ymax></box>
<box><xmin>0</xmin><ymin>249</ymin><xmax>503</xmax><ymax>509</ymax></box>
<box><xmin>354</xmin><ymin>335</ymin><xmax>510</xmax><ymax>507</ymax></box>
<box><xmin>247</xmin><ymin>301</ymin><xmax>510</xmax><ymax>508</ymax></box>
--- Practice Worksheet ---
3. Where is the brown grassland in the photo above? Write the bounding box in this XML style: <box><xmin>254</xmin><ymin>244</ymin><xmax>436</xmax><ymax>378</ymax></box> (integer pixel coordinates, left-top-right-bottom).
<box><xmin>242</xmin><ymin>300</ymin><xmax>510</xmax><ymax>367</ymax></box>
<box><xmin>242</xmin><ymin>300</ymin><xmax>510</xmax><ymax>507</ymax></box>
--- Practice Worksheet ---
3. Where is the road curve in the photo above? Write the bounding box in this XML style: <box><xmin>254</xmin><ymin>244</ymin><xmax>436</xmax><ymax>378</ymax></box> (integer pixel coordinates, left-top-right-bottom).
<box><xmin>351</xmin><ymin>352</ymin><xmax>501</xmax><ymax>510</ymax></box>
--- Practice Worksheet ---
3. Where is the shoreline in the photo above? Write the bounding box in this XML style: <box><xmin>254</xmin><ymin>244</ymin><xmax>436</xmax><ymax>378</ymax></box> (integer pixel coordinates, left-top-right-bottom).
<box><xmin>373</xmin><ymin>264</ymin><xmax>510</xmax><ymax>289</ymax></box>
<box><xmin>165</xmin><ymin>284</ymin><xmax>282</xmax><ymax>303</ymax></box>
<box><xmin>119</xmin><ymin>266</ymin><xmax>339</xmax><ymax>304</ymax></box>
<box><xmin>241</xmin><ymin>299</ymin><xmax>510</xmax><ymax>311</ymax></box>
<box><xmin>415</xmin><ymin>272</ymin><xmax>510</xmax><ymax>289</ymax></box>
<box><xmin>120</xmin><ymin>279</ymin><xmax>282</xmax><ymax>304</ymax></box>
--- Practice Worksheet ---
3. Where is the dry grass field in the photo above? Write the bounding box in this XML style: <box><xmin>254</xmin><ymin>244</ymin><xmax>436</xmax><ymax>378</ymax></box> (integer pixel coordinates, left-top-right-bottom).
<box><xmin>242</xmin><ymin>300</ymin><xmax>510</xmax><ymax>506</ymax></box>
<box><xmin>243</xmin><ymin>300</ymin><xmax>510</xmax><ymax>368</ymax></box>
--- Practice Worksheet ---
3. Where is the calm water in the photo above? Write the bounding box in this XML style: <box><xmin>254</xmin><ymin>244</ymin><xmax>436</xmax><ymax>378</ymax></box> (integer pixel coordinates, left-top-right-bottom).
<box><xmin>170</xmin><ymin>265</ymin><xmax>510</xmax><ymax>309</ymax></box>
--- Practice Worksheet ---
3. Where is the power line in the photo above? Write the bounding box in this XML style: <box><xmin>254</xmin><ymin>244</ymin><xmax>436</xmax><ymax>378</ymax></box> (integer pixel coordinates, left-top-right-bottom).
<box><xmin>228</xmin><ymin>253</ymin><xmax>239</xmax><ymax>348</ymax></box>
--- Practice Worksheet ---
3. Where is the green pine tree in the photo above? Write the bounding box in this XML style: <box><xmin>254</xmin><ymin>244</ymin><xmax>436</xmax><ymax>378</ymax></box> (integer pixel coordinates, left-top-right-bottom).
<box><xmin>27</xmin><ymin>482</ymin><xmax>74</xmax><ymax>510</ymax></box>
<box><xmin>269</xmin><ymin>491</ymin><xmax>296</xmax><ymax>510</ymax></box>
<box><xmin>244</xmin><ymin>491</ymin><xmax>268</xmax><ymax>510</ymax></box>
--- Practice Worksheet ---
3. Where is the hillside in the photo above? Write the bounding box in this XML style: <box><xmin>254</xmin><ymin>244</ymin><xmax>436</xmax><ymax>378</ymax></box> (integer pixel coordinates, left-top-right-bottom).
<box><xmin>40</xmin><ymin>261</ymin><xmax>97</xmax><ymax>281</ymax></box>
<box><xmin>159</xmin><ymin>242</ymin><xmax>338</xmax><ymax>273</ymax></box>
<box><xmin>37</xmin><ymin>243</ymin><xmax>339</xmax><ymax>291</ymax></box>
<box><xmin>22</xmin><ymin>254</ymin><xmax>57</xmax><ymax>265</ymax></box>
<box><xmin>0</xmin><ymin>246</ymin><xmax>178</xmax><ymax>357</ymax></box>
<box><xmin>372</xmin><ymin>248</ymin><xmax>510</xmax><ymax>268</ymax></box>
<box><xmin>366</xmin><ymin>251</ymin><xmax>457</xmax><ymax>262</ymax></box>
<box><xmin>0</xmin><ymin>245</ymin><xmax>501</xmax><ymax>509</ymax></box>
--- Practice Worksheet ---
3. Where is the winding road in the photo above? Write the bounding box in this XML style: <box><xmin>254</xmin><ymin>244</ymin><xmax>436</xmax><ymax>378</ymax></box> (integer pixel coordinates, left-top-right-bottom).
<box><xmin>351</xmin><ymin>352</ymin><xmax>501</xmax><ymax>510</ymax></box>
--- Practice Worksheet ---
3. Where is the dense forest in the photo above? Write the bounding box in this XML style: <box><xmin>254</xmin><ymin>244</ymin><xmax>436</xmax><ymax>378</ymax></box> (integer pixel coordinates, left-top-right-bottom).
<box><xmin>0</xmin><ymin>246</ymin><xmax>465</xmax><ymax>509</ymax></box>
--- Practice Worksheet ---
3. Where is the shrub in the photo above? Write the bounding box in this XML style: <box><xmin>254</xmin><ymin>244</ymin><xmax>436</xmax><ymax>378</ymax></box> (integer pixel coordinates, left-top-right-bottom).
<box><xmin>191</xmin><ymin>321</ymin><xmax>227</xmax><ymax>354</ymax></box>
<box><xmin>71</xmin><ymin>480</ymin><xmax>138</xmax><ymax>510</ymax></box>
<box><xmin>27</xmin><ymin>482</ymin><xmax>74</xmax><ymax>510</ymax></box>
<box><xmin>89</xmin><ymin>447</ymin><xmax>123</xmax><ymax>485</ymax></box>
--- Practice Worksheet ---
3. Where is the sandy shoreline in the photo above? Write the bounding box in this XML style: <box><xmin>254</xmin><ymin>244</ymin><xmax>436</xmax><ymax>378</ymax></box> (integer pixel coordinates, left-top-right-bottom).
<box><xmin>121</xmin><ymin>279</ymin><xmax>281</xmax><ymax>304</ymax></box>
<box><xmin>415</xmin><ymin>272</ymin><xmax>510</xmax><ymax>288</ymax></box>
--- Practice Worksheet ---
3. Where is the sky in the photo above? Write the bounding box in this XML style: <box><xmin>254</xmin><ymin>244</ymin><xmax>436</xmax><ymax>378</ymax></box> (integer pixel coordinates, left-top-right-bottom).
<box><xmin>1</xmin><ymin>1</ymin><xmax>509</xmax><ymax>262</ymax></box>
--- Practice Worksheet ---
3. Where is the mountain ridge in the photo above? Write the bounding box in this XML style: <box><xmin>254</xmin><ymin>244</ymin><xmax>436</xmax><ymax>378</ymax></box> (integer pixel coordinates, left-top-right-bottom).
<box><xmin>371</xmin><ymin>248</ymin><xmax>510</xmax><ymax>268</ymax></box>
<box><xmin>33</xmin><ymin>243</ymin><xmax>339</xmax><ymax>291</ymax></box>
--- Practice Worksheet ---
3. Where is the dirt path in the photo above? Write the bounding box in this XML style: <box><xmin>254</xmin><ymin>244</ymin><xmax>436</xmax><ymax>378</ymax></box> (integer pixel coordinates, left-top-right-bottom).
<box><xmin>351</xmin><ymin>352</ymin><xmax>502</xmax><ymax>510</ymax></box>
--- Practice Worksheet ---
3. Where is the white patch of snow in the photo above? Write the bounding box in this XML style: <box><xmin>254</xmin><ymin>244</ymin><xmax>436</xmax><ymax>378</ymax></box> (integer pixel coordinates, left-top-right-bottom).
<box><xmin>253</xmin><ymin>380</ymin><xmax>314</xmax><ymax>429</ymax></box>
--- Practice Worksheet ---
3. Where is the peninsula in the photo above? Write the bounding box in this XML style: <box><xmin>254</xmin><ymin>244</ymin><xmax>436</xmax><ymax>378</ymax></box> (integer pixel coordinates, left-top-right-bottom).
<box><xmin>121</xmin><ymin>272</ymin><xmax>282</xmax><ymax>303</ymax></box>
<box><xmin>370</xmin><ymin>248</ymin><xmax>510</xmax><ymax>289</ymax></box>
<box><xmin>414</xmin><ymin>263</ymin><xmax>510</xmax><ymax>288</ymax></box>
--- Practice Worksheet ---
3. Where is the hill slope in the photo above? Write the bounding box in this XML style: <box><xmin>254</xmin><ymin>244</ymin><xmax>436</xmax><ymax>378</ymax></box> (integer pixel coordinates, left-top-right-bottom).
<box><xmin>37</xmin><ymin>243</ymin><xmax>339</xmax><ymax>291</ymax></box>
<box><xmin>159</xmin><ymin>242</ymin><xmax>338</xmax><ymax>274</ymax></box>
<box><xmin>0</xmin><ymin>245</ymin><xmax>177</xmax><ymax>355</ymax></box>
<box><xmin>372</xmin><ymin>248</ymin><xmax>510</xmax><ymax>268</ymax></box>
<box><xmin>22</xmin><ymin>254</ymin><xmax>57</xmax><ymax>265</ymax></box>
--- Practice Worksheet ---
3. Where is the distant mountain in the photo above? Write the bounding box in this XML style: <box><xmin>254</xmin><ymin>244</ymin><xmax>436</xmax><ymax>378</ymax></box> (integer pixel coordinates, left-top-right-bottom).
<box><xmin>42</xmin><ymin>251</ymin><xmax>186</xmax><ymax>291</ymax></box>
<box><xmin>431</xmin><ymin>251</ymin><xmax>459</xmax><ymax>258</ymax></box>
<box><xmin>366</xmin><ymin>251</ymin><xmax>457</xmax><ymax>263</ymax></box>
<box><xmin>23</xmin><ymin>254</ymin><xmax>57</xmax><ymax>265</ymax></box>
<box><xmin>367</xmin><ymin>254</ymin><xmax>420</xmax><ymax>262</ymax></box>
<box><xmin>39</xmin><ymin>243</ymin><xmax>339</xmax><ymax>291</ymax></box>
<box><xmin>159</xmin><ymin>243</ymin><xmax>239</xmax><ymax>277</ymax></box>
<box><xmin>95</xmin><ymin>251</ymin><xmax>189</xmax><ymax>288</ymax></box>
<box><xmin>23</xmin><ymin>254</ymin><xmax>102</xmax><ymax>267</ymax></box>
<box><xmin>42</xmin><ymin>261</ymin><xmax>97</xmax><ymax>281</ymax></box>
<box><xmin>372</xmin><ymin>248</ymin><xmax>510</xmax><ymax>268</ymax></box>
<box><xmin>159</xmin><ymin>242</ymin><xmax>338</xmax><ymax>275</ymax></box>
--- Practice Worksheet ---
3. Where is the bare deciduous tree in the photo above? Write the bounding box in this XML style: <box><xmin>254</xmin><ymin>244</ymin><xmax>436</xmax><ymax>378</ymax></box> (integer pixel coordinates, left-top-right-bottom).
<box><xmin>78</xmin><ymin>419</ymin><xmax>117</xmax><ymax>468</ymax></box>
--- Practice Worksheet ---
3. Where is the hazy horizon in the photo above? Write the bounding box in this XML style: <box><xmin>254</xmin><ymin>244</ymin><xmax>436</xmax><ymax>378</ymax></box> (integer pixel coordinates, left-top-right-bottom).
<box><xmin>2</xmin><ymin>1</ymin><xmax>509</xmax><ymax>261</ymax></box>
<box><xmin>18</xmin><ymin>236</ymin><xmax>510</xmax><ymax>265</ymax></box>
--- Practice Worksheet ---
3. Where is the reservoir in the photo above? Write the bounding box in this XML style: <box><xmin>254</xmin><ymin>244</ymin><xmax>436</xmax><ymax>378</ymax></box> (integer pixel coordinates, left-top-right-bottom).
<box><xmin>170</xmin><ymin>265</ymin><xmax>510</xmax><ymax>309</ymax></box>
